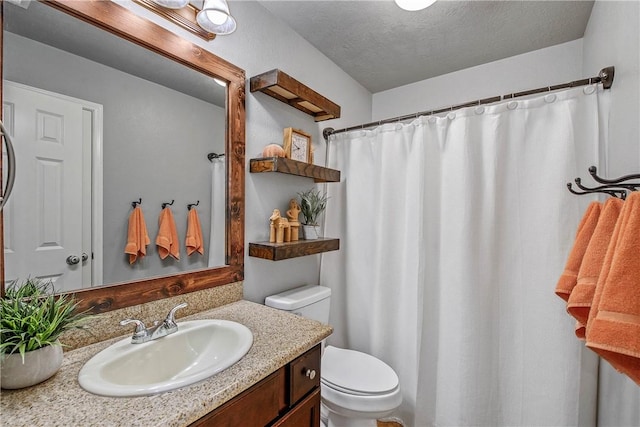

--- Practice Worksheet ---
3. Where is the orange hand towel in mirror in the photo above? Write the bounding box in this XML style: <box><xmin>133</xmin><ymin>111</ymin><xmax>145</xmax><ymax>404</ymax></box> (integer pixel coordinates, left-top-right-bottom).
<box><xmin>555</xmin><ymin>201</ymin><xmax>601</xmax><ymax>302</ymax></box>
<box><xmin>156</xmin><ymin>207</ymin><xmax>180</xmax><ymax>260</ymax></box>
<box><xmin>586</xmin><ymin>192</ymin><xmax>640</xmax><ymax>385</ymax></box>
<box><xmin>568</xmin><ymin>197</ymin><xmax>624</xmax><ymax>336</ymax></box>
<box><xmin>124</xmin><ymin>206</ymin><xmax>150</xmax><ymax>264</ymax></box>
<box><xmin>186</xmin><ymin>208</ymin><xmax>204</xmax><ymax>256</ymax></box>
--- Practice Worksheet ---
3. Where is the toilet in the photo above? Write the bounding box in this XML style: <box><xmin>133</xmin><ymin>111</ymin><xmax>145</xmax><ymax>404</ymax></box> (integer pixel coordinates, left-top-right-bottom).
<box><xmin>265</xmin><ymin>284</ymin><xmax>402</xmax><ymax>427</ymax></box>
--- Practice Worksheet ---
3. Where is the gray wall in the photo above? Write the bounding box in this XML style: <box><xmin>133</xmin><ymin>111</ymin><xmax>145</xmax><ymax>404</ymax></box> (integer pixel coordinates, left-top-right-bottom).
<box><xmin>582</xmin><ymin>0</ymin><xmax>640</xmax><ymax>424</ymax></box>
<box><xmin>4</xmin><ymin>32</ymin><xmax>226</xmax><ymax>286</ymax></box>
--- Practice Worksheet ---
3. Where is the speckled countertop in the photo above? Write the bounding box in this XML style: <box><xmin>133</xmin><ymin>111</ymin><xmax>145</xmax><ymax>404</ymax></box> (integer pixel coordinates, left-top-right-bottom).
<box><xmin>0</xmin><ymin>300</ymin><xmax>333</xmax><ymax>427</ymax></box>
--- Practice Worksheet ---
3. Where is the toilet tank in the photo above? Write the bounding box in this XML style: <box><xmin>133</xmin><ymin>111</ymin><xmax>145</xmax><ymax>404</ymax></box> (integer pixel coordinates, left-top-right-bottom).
<box><xmin>265</xmin><ymin>284</ymin><xmax>331</xmax><ymax>324</ymax></box>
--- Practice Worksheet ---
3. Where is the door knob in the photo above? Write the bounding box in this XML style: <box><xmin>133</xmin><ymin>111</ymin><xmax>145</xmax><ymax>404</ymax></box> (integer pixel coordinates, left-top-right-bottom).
<box><xmin>82</xmin><ymin>253</ymin><xmax>89</xmax><ymax>262</ymax></box>
<box><xmin>66</xmin><ymin>255</ymin><xmax>80</xmax><ymax>265</ymax></box>
<box><xmin>305</xmin><ymin>369</ymin><xmax>316</xmax><ymax>380</ymax></box>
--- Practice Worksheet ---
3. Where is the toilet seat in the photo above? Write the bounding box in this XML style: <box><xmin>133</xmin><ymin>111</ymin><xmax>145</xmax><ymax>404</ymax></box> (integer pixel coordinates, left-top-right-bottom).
<box><xmin>322</xmin><ymin>346</ymin><xmax>399</xmax><ymax>396</ymax></box>
<box><xmin>320</xmin><ymin>347</ymin><xmax>402</xmax><ymax>419</ymax></box>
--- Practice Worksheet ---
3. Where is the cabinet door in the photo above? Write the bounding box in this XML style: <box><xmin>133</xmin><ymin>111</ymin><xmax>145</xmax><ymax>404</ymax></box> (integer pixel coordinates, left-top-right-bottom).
<box><xmin>190</xmin><ymin>369</ymin><xmax>286</xmax><ymax>427</ymax></box>
<box><xmin>289</xmin><ymin>345</ymin><xmax>321</xmax><ymax>405</ymax></box>
<box><xmin>273</xmin><ymin>388</ymin><xmax>321</xmax><ymax>427</ymax></box>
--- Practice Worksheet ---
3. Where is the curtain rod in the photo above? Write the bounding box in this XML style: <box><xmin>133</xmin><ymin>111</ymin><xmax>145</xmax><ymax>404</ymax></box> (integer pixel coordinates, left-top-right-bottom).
<box><xmin>323</xmin><ymin>66</ymin><xmax>615</xmax><ymax>141</ymax></box>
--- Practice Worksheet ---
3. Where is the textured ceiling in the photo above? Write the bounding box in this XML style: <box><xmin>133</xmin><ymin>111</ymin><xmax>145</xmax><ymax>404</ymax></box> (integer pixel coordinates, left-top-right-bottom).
<box><xmin>258</xmin><ymin>0</ymin><xmax>595</xmax><ymax>93</ymax></box>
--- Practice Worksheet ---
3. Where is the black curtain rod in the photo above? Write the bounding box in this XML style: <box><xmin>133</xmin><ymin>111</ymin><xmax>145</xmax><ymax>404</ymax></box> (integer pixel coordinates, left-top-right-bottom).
<box><xmin>323</xmin><ymin>66</ymin><xmax>615</xmax><ymax>141</ymax></box>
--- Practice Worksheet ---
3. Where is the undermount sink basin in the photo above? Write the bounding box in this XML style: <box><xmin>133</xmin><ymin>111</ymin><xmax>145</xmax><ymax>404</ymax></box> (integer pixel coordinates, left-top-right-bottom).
<box><xmin>78</xmin><ymin>319</ymin><xmax>253</xmax><ymax>397</ymax></box>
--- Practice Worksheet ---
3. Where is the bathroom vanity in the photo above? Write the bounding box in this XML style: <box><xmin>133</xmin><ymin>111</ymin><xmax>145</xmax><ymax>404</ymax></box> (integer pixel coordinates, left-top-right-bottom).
<box><xmin>0</xmin><ymin>301</ymin><xmax>332</xmax><ymax>427</ymax></box>
<box><xmin>192</xmin><ymin>345</ymin><xmax>322</xmax><ymax>426</ymax></box>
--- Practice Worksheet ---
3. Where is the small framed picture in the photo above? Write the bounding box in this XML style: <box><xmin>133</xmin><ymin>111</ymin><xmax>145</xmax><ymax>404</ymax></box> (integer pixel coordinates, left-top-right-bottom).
<box><xmin>283</xmin><ymin>127</ymin><xmax>312</xmax><ymax>163</ymax></box>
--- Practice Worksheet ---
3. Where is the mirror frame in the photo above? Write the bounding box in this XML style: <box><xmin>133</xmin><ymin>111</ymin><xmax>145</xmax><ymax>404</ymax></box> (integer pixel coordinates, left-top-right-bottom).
<box><xmin>0</xmin><ymin>0</ymin><xmax>245</xmax><ymax>313</ymax></box>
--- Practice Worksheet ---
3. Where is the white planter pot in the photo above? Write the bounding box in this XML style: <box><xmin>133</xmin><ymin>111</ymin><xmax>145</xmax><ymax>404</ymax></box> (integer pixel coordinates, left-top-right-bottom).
<box><xmin>1</xmin><ymin>343</ymin><xmax>63</xmax><ymax>389</ymax></box>
<box><xmin>302</xmin><ymin>225</ymin><xmax>319</xmax><ymax>240</ymax></box>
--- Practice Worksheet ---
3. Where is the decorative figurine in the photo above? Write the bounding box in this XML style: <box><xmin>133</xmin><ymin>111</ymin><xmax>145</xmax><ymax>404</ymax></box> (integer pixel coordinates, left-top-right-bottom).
<box><xmin>262</xmin><ymin>144</ymin><xmax>285</xmax><ymax>158</ymax></box>
<box><xmin>286</xmin><ymin>199</ymin><xmax>301</xmax><ymax>241</ymax></box>
<box><xmin>269</xmin><ymin>209</ymin><xmax>291</xmax><ymax>243</ymax></box>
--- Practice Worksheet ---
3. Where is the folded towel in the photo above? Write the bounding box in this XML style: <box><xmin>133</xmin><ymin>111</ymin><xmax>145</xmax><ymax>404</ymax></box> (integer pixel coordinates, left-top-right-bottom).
<box><xmin>586</xmin><ymin>191</ymin><xmax>640</xmax><ymax>385</ymax></box>
<box><xmin>185</xmin><ymin>208</ymin><xmax>204</xmax><ymax>256</ymax></box>
<box><xmin>555</xmin><ymin>201</ymin><xmax>602</xmax><ymax>302</ymax></box>
<box><xmin>124</xmin><ymin>206</ymin><xmax>150</xmax><ymax>264</ymax></box>
<box><xmin>156</xmin><ymin>207</ymin><xmax>180</xmax><ymax>260</ymax></box>
<box><xmin>567</xmin><ymin>197</ymin><xmax>624</xmax><ymax>338</ymax></box>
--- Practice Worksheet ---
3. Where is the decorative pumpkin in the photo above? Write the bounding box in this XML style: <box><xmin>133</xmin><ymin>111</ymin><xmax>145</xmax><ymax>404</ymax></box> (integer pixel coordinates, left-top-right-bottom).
<box><xmin>262</xmin><ymin>144</ymin><xmax>285</xmax><ymax>158</ymax></box>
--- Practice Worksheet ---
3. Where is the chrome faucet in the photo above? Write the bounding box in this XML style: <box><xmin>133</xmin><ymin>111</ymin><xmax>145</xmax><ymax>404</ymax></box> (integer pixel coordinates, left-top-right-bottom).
<box><xmin>120</xmin><ymin>303</ymin><xmax>187</xmax><ymax>344</ymax></box>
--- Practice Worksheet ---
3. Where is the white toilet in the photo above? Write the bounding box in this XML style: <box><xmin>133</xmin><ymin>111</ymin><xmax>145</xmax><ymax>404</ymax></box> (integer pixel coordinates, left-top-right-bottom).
<box><xmin>265</xmin><ymin>284</ymin><xmax>402</xmax><ymax>427</ymax></box>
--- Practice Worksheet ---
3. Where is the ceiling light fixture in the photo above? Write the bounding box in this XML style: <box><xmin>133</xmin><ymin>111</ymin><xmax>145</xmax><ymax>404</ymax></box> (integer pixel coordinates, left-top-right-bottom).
<box><xmin>196</xmin><ymin>0</ymin><xmax>237</xmax><ymax>35</ymax></box>
<box><xmin>394</xmin><ymin>0</ymin><xmax>437</xmax><ymax>11</ymax></box>
<box><xmin>148</xmin><ymin>0</ymin><xmax>237</xmax><ymax>36</ymax></box>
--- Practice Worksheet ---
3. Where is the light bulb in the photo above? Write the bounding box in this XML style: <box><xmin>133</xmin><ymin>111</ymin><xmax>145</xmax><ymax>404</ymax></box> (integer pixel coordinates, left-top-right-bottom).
<box><xmin>152</xmin><ymin>0</ymin><xmax>189</xmax><ymax>9</ymax></box>
<box><xmin>394</xmin><ymin>0</ymin><xmax>437</xmax><ymax>12</ymax></box>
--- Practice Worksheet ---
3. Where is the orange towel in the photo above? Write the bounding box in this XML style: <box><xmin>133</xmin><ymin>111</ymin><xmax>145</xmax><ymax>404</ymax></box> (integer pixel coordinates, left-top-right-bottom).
<box><xmin>185</xmin><ymin>208</ymin><xmax>204</xmax><ymax>256</ymax></box>
<box><xmin>555</xmin><ymin>201</ymin><xmax>601</xmax><ymax>302</ymax></box>
<box><xmin>567</xmin><ymin>197</ymin><xmax>624</xmax><ymax>338</ymax></box>
<box><xmin>124</xmin><ymin>206</ymin><xmax>150</xmax><ymax>264</ymax></box>
<box><xmin>586</xmin><ymin>191</ymin><xmax>640</xmax><ymax>385</ymax></box>
<box><xmin>156</xmin><ymin>207</ymin><xmax>180</xmax><ymax>260</ymax></box>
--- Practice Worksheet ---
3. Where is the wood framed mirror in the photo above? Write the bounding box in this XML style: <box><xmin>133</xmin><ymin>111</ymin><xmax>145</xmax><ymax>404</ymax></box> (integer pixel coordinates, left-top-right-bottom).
<box><xmin>0</xmin><ymin>0</ymin><xmax>245</xmax><ymax>313</ymax></box>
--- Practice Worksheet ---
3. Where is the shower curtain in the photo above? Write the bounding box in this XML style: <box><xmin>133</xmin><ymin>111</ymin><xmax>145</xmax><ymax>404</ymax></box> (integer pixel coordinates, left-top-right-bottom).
<box><xmin>320</xmin><ymin>86</ymin><xmax>608</xmax><ymax>426</ymax></box>
<box><xmin>208</xmin><ymin>157</ymin><xmax>226</xmax><ymax>267</ymax></box>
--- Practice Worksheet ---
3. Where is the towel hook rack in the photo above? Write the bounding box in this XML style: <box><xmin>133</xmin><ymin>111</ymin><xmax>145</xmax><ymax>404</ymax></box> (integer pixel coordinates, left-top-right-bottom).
<box><xmin>207</xmin><ymin>152</ymin><xmax>225</xmax><ymax>162</ymax></box>
<box><xmin>187</xmin><ymin>200</ymin><xmax>200</xmax><ymax>210</ymax></box>
<box><xmin>161</xmin><ymin>199</ymin><xmax>175</xmax><ymax>209</ymax></box>
<box><xmin>131</xmin><ymin>198</ymin><xmax>142</xmax><ymax>208</ymax></box>
<box><xmin>567</xmin><ymin>166</ymin><xmax>640</xmax><ymax>199</ymax></box>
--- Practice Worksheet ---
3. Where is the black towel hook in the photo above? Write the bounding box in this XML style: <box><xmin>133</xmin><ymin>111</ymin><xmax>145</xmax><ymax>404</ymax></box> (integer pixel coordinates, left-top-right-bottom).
<box><xmin>161</xmin><ymin>199</ymin><xmax>175</xmax><ymax>209</ymax></box>
<box><xmin>131</xmin><ymin>198</ymin><xmax>142</xmax><ymax>208</ymax></box>
<box><xmin>187</xmin><ymin>200</ymin><xmax>200</xmax><ymax>210</ymax></box>
<box><xmin>588</xmin><ymin>166</ymin><xmax>640</xmax><ymax>186</ymax></box>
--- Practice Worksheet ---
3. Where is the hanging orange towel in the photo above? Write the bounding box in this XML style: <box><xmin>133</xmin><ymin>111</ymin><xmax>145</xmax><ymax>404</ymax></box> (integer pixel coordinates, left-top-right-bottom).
<box><xmin>568</xmin><ymin>197</ymin><xmax>624</xmax><ymax>339</ymax></box>
<box><xmin>555</xmin><ymin>201</ymin><xmax>601</xmax><ymax>302</ymax></box>
<box><xmin>586</xmin><ymin>191</ymin><xmax>640</xmax><ymax>385</ymax></box>
<box><xmin>185</xmin><ymin>208</ymin><xmax>204</xmax><ymax>256</ymax></box>
<box><xmin>156</xmin><ymin>207</ymin><xmax>180</xmax><ymax>260</ymax></box>
<box><xmin>124</xmin><ymin>206</ymin><xmax>150</xmax><ymax>264</ymax></box>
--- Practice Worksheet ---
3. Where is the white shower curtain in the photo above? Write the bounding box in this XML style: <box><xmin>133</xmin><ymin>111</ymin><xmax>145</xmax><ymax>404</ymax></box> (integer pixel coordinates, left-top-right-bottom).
<box><xmin>208</xmin><ymin>157</ymin><xmax>226</xmax><ymax>267</ymax></box>
<box><xmin>320</xmin><ymin>86</ymin><xmax>608</xmax><ymax>426</ymax></box>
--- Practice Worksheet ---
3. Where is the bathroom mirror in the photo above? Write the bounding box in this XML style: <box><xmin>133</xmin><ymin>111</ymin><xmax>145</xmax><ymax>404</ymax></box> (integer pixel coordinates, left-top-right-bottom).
<box><xmin>0</xmin><ymin>0</ymin><xmax>245</xmax><ymax>313</ymax></box>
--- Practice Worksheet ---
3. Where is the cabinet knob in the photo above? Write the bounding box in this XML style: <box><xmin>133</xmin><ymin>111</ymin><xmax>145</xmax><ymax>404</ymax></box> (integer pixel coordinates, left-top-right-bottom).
<box><xmin>305</xmin><ymin>369</ymin><xmax>316</xmax><ymax>380</ymax></box>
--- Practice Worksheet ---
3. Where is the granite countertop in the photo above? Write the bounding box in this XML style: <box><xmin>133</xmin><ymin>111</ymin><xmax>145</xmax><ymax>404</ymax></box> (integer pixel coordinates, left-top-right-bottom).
<box><xmin>0</xmin><ymin>300</ymin><xmax>333</xmax><ymax>427</ymax></box>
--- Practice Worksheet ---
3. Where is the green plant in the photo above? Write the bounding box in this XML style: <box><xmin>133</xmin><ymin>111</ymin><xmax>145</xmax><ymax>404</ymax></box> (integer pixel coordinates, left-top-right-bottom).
<box><xmin>0</xmin><ymin>278</ymin><xmax>91</xmax><ymax>361</ymax></box>
<box><xmin>297</xmin><ymin>188</ymin><xmax>329</xmax><ymax>226</ymax></box>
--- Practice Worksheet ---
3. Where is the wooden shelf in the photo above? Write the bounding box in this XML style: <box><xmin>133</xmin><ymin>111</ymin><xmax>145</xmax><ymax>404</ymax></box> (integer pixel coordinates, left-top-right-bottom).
<box><xmin>250</xmin><ymin>69</ymin><xmax>341</xmax><ymax>122</ymax></box>
<box><xmin>250</xmin><ymin>157</ymin><xmax>340</xmax><ymax>183</ymax></box>
<box><xmin>249</xmin><ymin>238</ymin><xmax>340</xmax><ymax>261</ymax></box>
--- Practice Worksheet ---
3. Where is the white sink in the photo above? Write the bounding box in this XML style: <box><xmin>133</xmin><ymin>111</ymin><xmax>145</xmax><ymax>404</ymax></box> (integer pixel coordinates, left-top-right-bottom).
<box><xmin>78</xmin><ymin>319</ymin><xmax>253</xmax><ymax>397</ymax></box>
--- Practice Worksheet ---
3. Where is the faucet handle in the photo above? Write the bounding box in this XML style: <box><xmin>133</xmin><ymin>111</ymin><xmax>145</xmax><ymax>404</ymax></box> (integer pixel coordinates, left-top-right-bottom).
<box><xmin>120</xmin><ymin>318</ymin><xmax>147</xmax><ymax>337</ymax></box>
<box><xmin>164</xmin><ymin>303</ymin><xmax>188</xmax><ymax>327</ymax></box>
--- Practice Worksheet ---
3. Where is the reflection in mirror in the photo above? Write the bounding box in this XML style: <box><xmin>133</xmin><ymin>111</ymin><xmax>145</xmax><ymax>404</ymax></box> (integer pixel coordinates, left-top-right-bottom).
<box><xmin>3</xmin><ymin>0</ymin><xmax>228</xmax><ymax>292</ymax></box>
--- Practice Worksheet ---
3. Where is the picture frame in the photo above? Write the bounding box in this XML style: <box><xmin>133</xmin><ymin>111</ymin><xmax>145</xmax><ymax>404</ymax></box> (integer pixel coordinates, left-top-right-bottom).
<box><xmin>283</xmin><ymin>127</ymin><xmax>312</xmax><ymax>163</ymax></box>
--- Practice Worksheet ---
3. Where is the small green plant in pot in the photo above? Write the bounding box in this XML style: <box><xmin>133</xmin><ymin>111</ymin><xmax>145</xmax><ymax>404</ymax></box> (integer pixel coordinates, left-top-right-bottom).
<box><xmin>0</xmin><ymin>278</ymin><xmax>91</xmax><ymax>389</ymax></box>
<box><xmin>298</xmin><ymin>188</ymin><xmax>329</xmax><ymax>240</ymax></box>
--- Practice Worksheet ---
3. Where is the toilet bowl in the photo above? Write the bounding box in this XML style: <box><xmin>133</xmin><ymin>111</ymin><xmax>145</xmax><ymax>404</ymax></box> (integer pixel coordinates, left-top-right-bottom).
<box><xmin>321</xmin><ymin>345</ymin><xmax>401</xmax><ymax>427</ymax></box>
<box><xmin>265</xmin><ymin>285</ymin><xmax>402</xmax><ymax>427</ymax></box>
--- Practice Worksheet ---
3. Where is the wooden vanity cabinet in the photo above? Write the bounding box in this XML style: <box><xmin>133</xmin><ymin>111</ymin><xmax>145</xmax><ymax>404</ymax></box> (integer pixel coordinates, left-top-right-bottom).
<box><xmin>190</xmin><ymin>345</ymin><xmax>321</xmax><ymax>427</ymax></box>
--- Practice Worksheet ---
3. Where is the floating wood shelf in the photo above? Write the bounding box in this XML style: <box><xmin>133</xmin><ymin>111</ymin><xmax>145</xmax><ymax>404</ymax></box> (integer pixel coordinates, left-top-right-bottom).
<box><xmin>249</xmin><ymin>238</ymin><xmax>340</xmax><ymax>261</ymax></box>
<box><xmin>250</xmin><ymin>157</ymin><xmax>340</xmax><ymax>183</ymax></box>
<box><xmin>250</xmin><ymin>69</ymin><xmax>341</xmax><ymax>122</ymax></box>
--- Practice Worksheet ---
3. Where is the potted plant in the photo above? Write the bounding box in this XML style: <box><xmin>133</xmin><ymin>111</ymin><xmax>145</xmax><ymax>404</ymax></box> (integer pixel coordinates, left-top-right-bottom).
<box><xmin>298</xmin><ymin>188</ymin><xmax>329</xmax><ymax>240</ymax></box>
<box><xmin>0</xmin><ymin>278</ymin><xmax>91</xmax><ymax>389</ymax></box>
